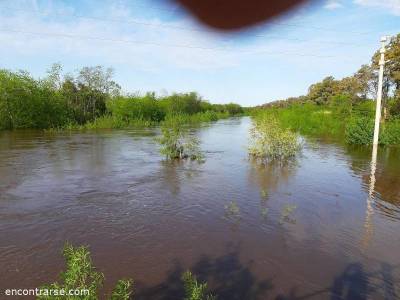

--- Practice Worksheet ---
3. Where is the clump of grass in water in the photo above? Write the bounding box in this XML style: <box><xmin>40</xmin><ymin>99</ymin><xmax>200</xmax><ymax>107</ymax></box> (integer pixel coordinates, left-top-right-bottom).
<box><xmin>182</xmin><ymin>271</ymin><xmax>216</xmax><ymax>300</ymax></box>
<box><xmin>249</xmin><ymin>114</ymin><xmax>301</xmax><ymax>162</ymax></box>
<box><xmin>157</xmin><ymin>115</ymin><xmax>204</xmax><ymax>161</ymax></box>
<box><xmin>279</xmin><ymin>204</ymin><xmax>297</xmax><ymax>224</ymax></box>
<box><xmin>38</xmin><ymin>243</ymin><xmax>133</xmax><ymax>300</ymax></box>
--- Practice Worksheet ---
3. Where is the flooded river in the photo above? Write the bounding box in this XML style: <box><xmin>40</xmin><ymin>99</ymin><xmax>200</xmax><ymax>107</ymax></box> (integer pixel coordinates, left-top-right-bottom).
<box><xmin>0</xmin><ymin>117</ymin><xmax>399</xmax><ymax>299</ymax></box>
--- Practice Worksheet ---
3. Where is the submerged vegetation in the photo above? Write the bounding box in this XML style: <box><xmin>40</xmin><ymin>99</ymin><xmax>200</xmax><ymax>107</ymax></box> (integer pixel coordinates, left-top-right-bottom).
<box><xmin>40</xmin><ymin>244</ymin><xmax>215</xmax><ymax>300</ymax></box>
<box><xmin>0</xmin><ymin>64</ymin><xmax>243</xmax><ymax>131</ymax></box>
<box><xmin>249</xmin><ymin>113</ymin><xmax>301</xmax><ymax>162</ymax></box>
<box><xmin>224</xmin><ymin>201</ymin><xmax>240</xmax><ymax>216</ymax></box>
<box><xmin>38</xmin><ymin>244</ymin><xmax>133</xmax><ymax>300</ymax></box>
<box><xmin>280</xmin><ymin>204</ymin><xmax>297</xmax><ymax>224</ymax></box>
<box><xmin>158</xmin><ymin>115</ymin><xmax>204</xmax><ymax>161</ymax></box>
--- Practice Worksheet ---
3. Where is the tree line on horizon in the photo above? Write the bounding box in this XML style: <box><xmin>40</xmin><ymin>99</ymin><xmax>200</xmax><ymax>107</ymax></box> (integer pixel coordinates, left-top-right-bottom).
<box><xmin>261</xmin><ymin>33</ymin><xmax>400</xmax><ymax>119</ymax></box>
<box><xmin>0</xmin><ymin>64</ymin><xmax>243</xmax><ymax>130</ymax></box>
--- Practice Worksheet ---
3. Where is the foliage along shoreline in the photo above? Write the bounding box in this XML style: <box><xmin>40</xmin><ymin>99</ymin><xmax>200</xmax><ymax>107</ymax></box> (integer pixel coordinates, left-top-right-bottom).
<box><xmin>0</xmin><ymin>64</ymin><xmax>244</xmax><ymax>131</ymax></box>
<box><xmin>254</xmin><ymin>33</ymin><xmax>400</xmax><ymax>146</ymax></box>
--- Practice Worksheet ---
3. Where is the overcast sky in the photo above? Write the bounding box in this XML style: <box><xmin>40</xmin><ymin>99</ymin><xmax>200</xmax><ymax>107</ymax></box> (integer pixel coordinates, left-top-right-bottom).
<box><xmin>0</xmin><ymin>0</ymin><xmax>399</xmax><ymax>106</ymax></box>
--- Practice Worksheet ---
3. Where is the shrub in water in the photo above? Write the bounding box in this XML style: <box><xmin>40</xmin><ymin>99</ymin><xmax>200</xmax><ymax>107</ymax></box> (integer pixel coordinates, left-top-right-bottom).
<box><xmin>249</xmin><ymin>114</ymin><xmax>301</xmax><ymax>162</ymax></box>
<box><xmin>158</xmin><ymin>115</ymin><xmax>204</xmax><ymax>161</ymax></box>
<box><xmin>345</xmin><ymin>117</ymin><xmax>374</xmax><ymax>145</ymax></box>
<box><xmin>380</xmin><ymin>119</ymin><xmax>400</xmax><ymax>145</ymax></box>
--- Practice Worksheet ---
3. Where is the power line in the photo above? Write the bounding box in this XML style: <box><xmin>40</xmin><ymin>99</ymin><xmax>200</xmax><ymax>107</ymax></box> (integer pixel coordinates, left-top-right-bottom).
<box><xmin>0</xmin><ymin>6</ymin><xmax>375</xmax><ymax>48</ymax></box>
<box><xmin>0</xmin><ymin>28</ymin><xmax>356</xmax><ymax>59</ymax></box>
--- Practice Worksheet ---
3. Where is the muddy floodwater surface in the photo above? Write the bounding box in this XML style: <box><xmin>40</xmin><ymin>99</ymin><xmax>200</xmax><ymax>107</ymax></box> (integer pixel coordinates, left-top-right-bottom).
<box><xmin>0</xmin><ymin>117</ymin><xmax>399</xmax><ymax>299</ymax></box>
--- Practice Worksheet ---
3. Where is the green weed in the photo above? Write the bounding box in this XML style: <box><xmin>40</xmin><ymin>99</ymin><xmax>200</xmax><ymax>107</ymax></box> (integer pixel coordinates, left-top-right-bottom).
<box><xmin>38</xmin><ymin>243</ymin><xmax>133</xmax><ymax>300</ymax></box>
<box><xmin>182</xmin><ymin>271</ymin><xmax>216</xmax><ymax>300</ymax></box>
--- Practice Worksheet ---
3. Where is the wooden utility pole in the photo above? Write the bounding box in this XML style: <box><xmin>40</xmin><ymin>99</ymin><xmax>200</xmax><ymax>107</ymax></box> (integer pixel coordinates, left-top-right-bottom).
<box><xmin>373</xmin><ymin>36</ymin><xmax>388</xmax><ymax>146</ymax></box>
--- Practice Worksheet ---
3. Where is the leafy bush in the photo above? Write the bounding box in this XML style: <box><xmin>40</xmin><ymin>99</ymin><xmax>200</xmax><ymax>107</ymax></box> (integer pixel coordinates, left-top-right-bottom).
<box><xmin>182</xmin><ymin>271</ymin><xmax>216</xmax><ymax>300</ymax></box>
<box><xmin>158</xmin><ymin>116</ymin><xmax>204</xmax><ymax>161</ymax></box>
<box><xmin>38</xmin><ymin>244</ymin><xmax>133</xmax><ymax>300</ymax></box>
<box><xmin>261</xmin><ymin>103</ymin><xmax>345</xmax><ymax>137</ymax></box>
<box><xmin>388</xmin><ymin>98</ymin><xmax>400</xmax><ymax>117</ymax></box>
<box><xmin>249</xmin><ymin>113</ymin><xmax>301</xmax><ymax>162</ymax></box>
<box><xmin>0</xmin><ymin>70</ymin><xmax>71</xmax><ymax>129</ymax></box>
<box><xmin>329</xmin><ymin>95</ymin><xmax>352</xmax><ymax>116</ymax></box>
<box><xmin>380</xmin><ymin>119</ymin><xmax>400</xmax><ymax>145</ymax></box>
<box><xmin>345</xmin><ymin>117</ymin><xmax>374</xmax><ymax>145</ymax></box>
<box><xmin>107</xmin><ymin>94</ymin><xmax>165</xmax><ymax>123</ymax></box>
<box><xmin>352</xmin><ymin>101</ymin><xmax>375</xmax><ymax>118</ymax></box>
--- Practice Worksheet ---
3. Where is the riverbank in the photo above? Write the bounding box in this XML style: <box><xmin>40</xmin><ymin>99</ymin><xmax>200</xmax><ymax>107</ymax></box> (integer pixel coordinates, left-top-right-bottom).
<box><xmin>252</xmin><ymin>102</ymin><xmax>400</xmax><ymax>145</ymax></box>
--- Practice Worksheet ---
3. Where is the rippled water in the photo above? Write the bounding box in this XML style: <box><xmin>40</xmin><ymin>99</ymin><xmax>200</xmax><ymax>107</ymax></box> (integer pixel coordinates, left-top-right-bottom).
<box><xmin>0</xmin><ymin>117</ymin><xmax>399</xmax><ymax>299</ymax></box>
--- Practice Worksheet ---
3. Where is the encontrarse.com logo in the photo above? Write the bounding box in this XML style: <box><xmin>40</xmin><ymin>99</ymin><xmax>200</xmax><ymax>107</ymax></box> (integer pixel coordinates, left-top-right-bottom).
<box><xmin>3</xmin><ymin>288</ymin><xmax>90</xmax><ymax>297</ymax></box>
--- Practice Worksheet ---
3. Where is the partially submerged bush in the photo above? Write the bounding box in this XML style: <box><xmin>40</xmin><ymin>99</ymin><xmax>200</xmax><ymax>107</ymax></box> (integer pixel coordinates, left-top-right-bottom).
<box><xmin>158</xmin><ymin>115</ymin><xmax>204</xmax><ymax>161</ymax></box>
<box><xmin>38</xmin><ymin>244</ymin><xmax>133</xmax><ymax>300</ymax></box>
<box><xmin>345</xmin><ymin>116</ymin><xmax>400</xmax><ymax>145</ymax></box>
<box><xmin>345</xmin><ymin>117</ymin><xmax>374</xmax><ymax>145</ymax></box>
<box><xmin>249</xmin><ymin>114</ymin><xmax>301</xmax><ymax>162</ymax></box>
<box><xmin>380</xmin><ymin>119</ymin><xmax>400</xmax><ymax>145</ymax></box>
<box><xmin>182</xmin><ymin>271</ymin><xmax>216</xmax><ymax>300</ymax></box>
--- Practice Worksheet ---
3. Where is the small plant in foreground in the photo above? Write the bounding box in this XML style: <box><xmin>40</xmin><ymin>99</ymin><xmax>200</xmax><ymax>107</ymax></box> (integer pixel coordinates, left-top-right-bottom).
<box><xmin>158</xmin><ymin>116</ymin><xmax>204</xmax><ymax>161</ymax></box>
<box><xmin>249</xmin><ymin>114</ymin><xmax>301</xmax><ymax>162</ymax></box>
<box><xmin>38</xmin><ymin>244</ymin><xmax>133</xmax><ymax>300</ymax></box>
<box><xmin>182</xmin><ymin>271</ymin><xmax>216</xmax><ymax>300</ymax></box>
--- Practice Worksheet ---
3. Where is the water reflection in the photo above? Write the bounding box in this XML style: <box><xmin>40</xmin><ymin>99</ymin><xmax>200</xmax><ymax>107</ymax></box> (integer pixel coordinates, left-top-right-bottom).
<box><xmin>158</xmin><ymin>160</ymin><xmax>203</xmax><ymax>197</ymax></box>
<box><xmin>247</xmin><ymin>160</ymin><xmax>297</xmax><ymax>194</ymax></box>
<box><xmin>136</xmin><ymin>244</ymin><xmax>272</xmax><ymax>300</ymax></box>
<box><xmin>362</xmin><ymin>144</ymin><xmax>377</xmax><ymax>250</ymax></box>
<box><xmin>345</xmin><ymin>145</ymin><xmax>400</xmax><ymax>219</ymax></box>
<box><xmin>275</xmin><ymin>262</ymin><xmax>400</xmax><ymax>300</ymax></box>
<box><xmin>247</xmin><ymin>160</ymin><xmax>297</xmax><ymax>220</ymax></box>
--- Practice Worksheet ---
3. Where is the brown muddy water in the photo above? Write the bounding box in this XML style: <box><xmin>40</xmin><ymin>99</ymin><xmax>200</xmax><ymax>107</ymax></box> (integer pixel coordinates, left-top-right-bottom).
<box><xmin>0</xmin><ymin>117</ymin><xmax>399</xmax><ymax>300</ymax></box>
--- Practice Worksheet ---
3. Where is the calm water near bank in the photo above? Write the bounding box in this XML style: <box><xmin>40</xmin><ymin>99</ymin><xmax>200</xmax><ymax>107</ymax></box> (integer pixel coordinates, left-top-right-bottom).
<box><xmin>0</xmin><ymin>117</ymin><xmax>399</xmax><ymax>299</ymax></box>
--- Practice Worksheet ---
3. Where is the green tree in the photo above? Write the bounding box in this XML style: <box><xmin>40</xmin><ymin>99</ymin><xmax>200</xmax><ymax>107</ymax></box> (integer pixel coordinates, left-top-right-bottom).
<box><xmin>308</xmin><ymin>76</ymin><xmax>338</xmax><ymax>105</ymax></box>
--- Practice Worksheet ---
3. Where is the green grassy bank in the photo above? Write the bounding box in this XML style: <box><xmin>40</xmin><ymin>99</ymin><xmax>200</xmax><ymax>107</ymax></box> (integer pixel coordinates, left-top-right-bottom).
<box><xmin>252</xmin><ymin>101</ymin><xmax>400</xmax><ymax>145</ymax></box>
<box><xmin>0</xmin><ymin>66</ymin><xmax>244</xmax><ymax>131</ymax></box>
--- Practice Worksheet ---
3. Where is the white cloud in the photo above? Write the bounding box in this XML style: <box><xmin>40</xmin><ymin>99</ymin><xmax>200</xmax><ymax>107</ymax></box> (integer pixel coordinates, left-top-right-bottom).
<box><xmin>0</xmin><ymin>0</ymin><xmax>334</xmax><ymax>73</ymax></box>
<box><xmin>0</xmin><ymin>0</ymin><xmax>369</xmax><ymax>104</ymax></box>
<box><xmin>354</xmin><ymin>0</ymin><xmax>400</xmax><ymax>15</ymax></box>
<box><xmin>0</xmin><ymin>1</ymin><xmax>246</xmax><ymax>71</ymax></box>
<box><xmin>325</xmin><ymin>0</ymin><xmax>344</xmax><ymax>10</ymax></box>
